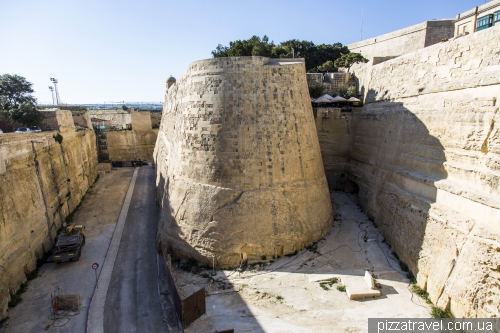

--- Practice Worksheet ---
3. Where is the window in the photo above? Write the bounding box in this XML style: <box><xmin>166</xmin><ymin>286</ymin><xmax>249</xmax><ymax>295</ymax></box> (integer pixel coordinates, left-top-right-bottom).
<box><xmin>476</xmin><ymin>14</ymin><xmax>493</xmax><ymax>31</ymax></box>
<box><xmin>493</xmin><ymin>11</ymin><xmax>500</xmax><ymax>25</ymax></box>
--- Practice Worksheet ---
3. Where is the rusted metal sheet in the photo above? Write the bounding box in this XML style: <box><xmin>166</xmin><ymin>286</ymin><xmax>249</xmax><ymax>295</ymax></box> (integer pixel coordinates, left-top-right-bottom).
<box><xmin>165</xmin><ymin>260</ymin><xmax>183</xmax><ymax>326</ymax></box>
<box><xmin>182</xmin><ymin>287</ymin><xmax>206</xmax><ymax>328</ymax></box>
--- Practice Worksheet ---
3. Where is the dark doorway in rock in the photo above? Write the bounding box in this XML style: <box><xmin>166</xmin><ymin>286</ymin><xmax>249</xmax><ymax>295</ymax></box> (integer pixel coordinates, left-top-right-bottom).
<box><xmin>344</xmin><ymin>179</ymin><xmax>359</xmax><ymax>194</ymax></box>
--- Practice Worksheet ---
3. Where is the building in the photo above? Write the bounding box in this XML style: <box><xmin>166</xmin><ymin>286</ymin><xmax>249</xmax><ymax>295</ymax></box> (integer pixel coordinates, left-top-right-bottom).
<box><xmin>455</xmin><ymin>0</ymin><xmax>500</xmax><ymax>36</ymax></box>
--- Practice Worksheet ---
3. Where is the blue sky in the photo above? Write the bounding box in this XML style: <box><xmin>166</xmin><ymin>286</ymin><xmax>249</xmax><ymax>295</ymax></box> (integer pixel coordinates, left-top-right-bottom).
<box><xmin>0</xmin><ymin>0</ymin><xmax>483</xmax><ymax>104</ymax></box>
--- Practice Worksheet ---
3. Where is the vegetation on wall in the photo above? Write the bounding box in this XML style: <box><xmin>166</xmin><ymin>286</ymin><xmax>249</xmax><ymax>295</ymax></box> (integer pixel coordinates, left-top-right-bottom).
<box><xmin>334</xmin><ymin>53</ymin><xmax>369</xmax><ymax>72</ymax></box>
<box><xmin>0</xmin><ymin>74</ymin><xmax>44</xmax><ymax>128</ymax></box>
<box><xmin>212</xmin><ymin>36</ymin><xmax>350</xmax><ymax>73</ymax></box>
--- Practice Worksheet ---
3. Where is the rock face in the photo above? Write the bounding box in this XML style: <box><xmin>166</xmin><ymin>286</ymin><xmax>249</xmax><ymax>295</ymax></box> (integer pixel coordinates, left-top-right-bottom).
<box><xmin>154</xmin><ymin>57</ymin><xmax>333</xmax><ymax>268</ymax></box>
<box><xmin>323</xmin><ymin>26</ymin><xmax>499</xmax><ymax>317</ymax></box>
<box><xmin>0</xmin><ymin>111</ymin><xmax>98</xmax><ymax>318</ymax></box>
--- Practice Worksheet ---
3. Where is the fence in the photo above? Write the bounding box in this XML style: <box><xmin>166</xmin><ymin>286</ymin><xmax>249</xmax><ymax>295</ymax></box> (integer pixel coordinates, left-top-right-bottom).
<box><xmin>163</xmin><ymin>254</ymin><xmax>206</xmax><ymax>331</ymax></box>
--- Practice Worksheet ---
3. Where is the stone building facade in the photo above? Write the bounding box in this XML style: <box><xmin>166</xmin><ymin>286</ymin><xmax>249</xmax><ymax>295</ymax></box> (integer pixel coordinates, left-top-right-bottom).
<box><xmin>154</xmin><ymin>56</ymin><xmax>333</xmax><ymax>268</ymax></box>
<box><xmin>454</xmin><ymin>0</ymin><xmax>500</xmax><ymax>36</ymax></box>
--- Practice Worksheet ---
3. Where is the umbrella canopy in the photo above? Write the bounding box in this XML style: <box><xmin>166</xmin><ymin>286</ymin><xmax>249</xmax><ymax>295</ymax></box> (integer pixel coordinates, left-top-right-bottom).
<box><xmin>331</xmin><ymin>96</ymin><xmax>348</xmax><ymax>102</ymax></box>
<box><xmin>348</xmin><ymin>97</ymin><xmax>361</xmax><ymax>102</ymax></box>
<box><xmin>314</xmin><ymin>94</ymin><xmax>335</xmax><ymax>103</ymax></box>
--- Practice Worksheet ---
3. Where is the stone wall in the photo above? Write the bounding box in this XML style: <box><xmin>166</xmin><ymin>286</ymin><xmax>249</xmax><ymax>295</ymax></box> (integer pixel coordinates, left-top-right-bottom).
<box><xmin>0</xmin><ymin>114</ymin><xmax>98</xmax><ymax>318</ymax></box>
<box><xmin>154</xmin><ymin>56</ymin><xmax>333</xmax><ymax>268</ymax></box>
<box><xmin>150</xmin><ymin>111</ymin><xmax>162</xmax><ymax>128</ymax></box>
<box><xmin>314</xmin><ymin>112</ymin><xmax>351</xmax><ymax>190</ymax></box>
<box><xmin>306</xmin><ymin>72</ymin><xmax>351</xmax><ymax>96</ymax></box>
<box><xmin>88</xmin><ymin>109</ymin><xmax>131</xmax><ymax>129</ymax></box>
<box><xmin>106</xmin><ymin>129</ymin><xmax>159</xmax><ymax>161</ymax></box>
<box><xmin>72</xmin><ymin>112</ymin><xmax>93</xmax><ymax>128</ymax></box>
<box><xmin>347</xmin><ymin>20</ymin><xmax>454</xmax><ymax>61</ymax></box>
<box><xmin>329</xmin><ymin>25</ymin><xmax>500</xmax><ymax>317</ymax></box>
<box><xmin>104</xmin><ymin>110</ymin><xmax>158</xmax><ymax>161</ymax></box>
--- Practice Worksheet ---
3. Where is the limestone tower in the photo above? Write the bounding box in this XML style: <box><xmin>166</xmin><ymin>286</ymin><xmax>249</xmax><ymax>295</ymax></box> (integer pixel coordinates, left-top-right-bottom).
<box><xmin>154</xmin><ymin>57</ymin><xmax>333</xmax><ymax>268</ymax></box>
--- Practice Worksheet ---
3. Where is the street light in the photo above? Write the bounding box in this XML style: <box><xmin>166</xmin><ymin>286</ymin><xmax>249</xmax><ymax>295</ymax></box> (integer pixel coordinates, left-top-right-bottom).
<box><xmin>48</xmin><ymin>86</ymin><xmax>55</xmax><ymax>105</ymax></box>
<box><xmin>50</xmin><ymin>78</ymin><xmax>61</xmax><ymax>105</ymax></box>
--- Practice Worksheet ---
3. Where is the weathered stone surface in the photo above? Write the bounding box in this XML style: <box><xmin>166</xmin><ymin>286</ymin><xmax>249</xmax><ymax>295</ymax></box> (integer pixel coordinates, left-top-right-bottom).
<box><xmin>0</xmin><ymin>112</ymin><xmax>98</xmax><ymax>318</ymax></box>
<box><xmin>154</xmin><ymin>57</ymin><xmax>333</xmax><ymax>268</ymax></box>
<box><xmin>347</xmin><ymin>20</ymin><xmax>455</xmax><ymax>61</ymax></box>
<box><xmin>106</xmin><ymin>129</ymin><xmax>158</xmax><ymax>161</ymax></box>
<box><xmin>332</xmin><ymin>26</ymin><xmax>500</xmax><ymax>317</ymax></box>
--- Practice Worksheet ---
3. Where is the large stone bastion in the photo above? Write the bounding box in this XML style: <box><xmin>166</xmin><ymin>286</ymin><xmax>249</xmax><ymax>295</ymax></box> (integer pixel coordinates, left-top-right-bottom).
<box><xmin>154</xmin><ymin>56</ymin><xmax>333</xmax><ymax>267</ymax></box>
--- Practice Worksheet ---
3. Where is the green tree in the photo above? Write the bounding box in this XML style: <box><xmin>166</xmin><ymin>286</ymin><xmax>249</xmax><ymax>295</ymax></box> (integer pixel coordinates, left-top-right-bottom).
<box><xmin>212</xmin><ymin>35</ymin><xmax>274</xmax><ymax>58</ymax></box>
<box><xmin>346</xmin><ymin>86</ymin><xmax>357</xmax><ymax>98</ymax></box>
<box><xmin>334</xmin><ymin>53</ymin><xmax>368</xmax><ymax>72</ymax></box>
<box><xmin>308</xmin><ymin>85</ymin><xmax>325</xmax><ymax>98</ymax></box>
<box><xmin>0</xmin><ymin>74</ymin><xmax>44</xmax><ymax>128</ymax></box>
<box><xmin>212</xmin><ymin>37</ymin><xmax>349</xmax><ymax>72</ymax></box>
<box><xmin>317</xmin><ymin>60</ymin><xmax>337</xmax><ymax>72</ymax></box>
<box><xmin>13</xmin><ymin>102</ymin><xmax>44</xmax><ymax>127</ymax></box>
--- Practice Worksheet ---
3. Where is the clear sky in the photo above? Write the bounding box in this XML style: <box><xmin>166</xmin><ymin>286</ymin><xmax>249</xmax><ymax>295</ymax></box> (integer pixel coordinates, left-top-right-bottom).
<box><xmin>0</xmin><ymin>0</ymin><xmax>484</xmax><ymax>104</ymax></box>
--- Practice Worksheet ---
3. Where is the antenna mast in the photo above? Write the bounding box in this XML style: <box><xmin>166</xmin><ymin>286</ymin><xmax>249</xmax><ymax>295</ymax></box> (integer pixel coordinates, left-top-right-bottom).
<box><xmin>361</xmin><ymin>7</ymin><xmax>364</xmax><ymax>41</ymax></box>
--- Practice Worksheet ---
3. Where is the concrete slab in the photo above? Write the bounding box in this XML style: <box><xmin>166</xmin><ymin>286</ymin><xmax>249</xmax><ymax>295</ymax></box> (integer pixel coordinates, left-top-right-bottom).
<box><xmin>343</xmin><ymin>274</ymin><xmax>381</xmax><ymax>300</ymax></box>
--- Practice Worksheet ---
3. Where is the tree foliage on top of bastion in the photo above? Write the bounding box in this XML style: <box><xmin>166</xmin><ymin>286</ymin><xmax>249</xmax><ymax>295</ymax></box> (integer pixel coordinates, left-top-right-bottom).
<box><xmin>212</xmin><ymin>35</ymin><xmax>353</xmax><ymax>73</ymax></box>
<box><xmin>0</xmin><ymin>74</ymin><xmax>44</xmax><ymax>128</ymax></box>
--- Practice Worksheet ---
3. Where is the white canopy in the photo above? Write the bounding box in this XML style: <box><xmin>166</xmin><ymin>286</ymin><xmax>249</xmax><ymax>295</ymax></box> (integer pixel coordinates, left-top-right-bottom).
<box><xmin>314</xmin><ymin>94</ymin><xmax>335</xmax><ymax>103</ymax></box>
<box><xmin>331</xmin><ymin>96</ymin><xmax>348</xmax><ymax>102</ymax></box>
<box><xmin>348</xmin><ymin>97</ymin><xmax>361</xmax><ymax>102</ymax></box>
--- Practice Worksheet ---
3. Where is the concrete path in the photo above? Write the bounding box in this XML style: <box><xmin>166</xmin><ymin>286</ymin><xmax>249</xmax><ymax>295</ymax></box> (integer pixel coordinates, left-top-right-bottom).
<box><xmin>102</xmin><ymin>165</ymin><xmax>167</xmax><ymax>333</ymax></box>
<box><xmin>86</xmin><ymin>168</ymin><xmax>138</xmax><ymax>333</ymax></box>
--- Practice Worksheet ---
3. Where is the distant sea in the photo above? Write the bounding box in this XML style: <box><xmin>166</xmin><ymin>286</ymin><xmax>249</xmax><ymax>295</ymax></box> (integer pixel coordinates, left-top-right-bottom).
<box><xmin>39</xmin><ymin>103</ymin><xmax>163</xmax><ymax>111</ymax></box>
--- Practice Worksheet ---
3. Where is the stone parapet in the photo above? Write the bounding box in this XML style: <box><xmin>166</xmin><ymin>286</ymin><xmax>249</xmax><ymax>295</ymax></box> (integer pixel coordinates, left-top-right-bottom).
<box><xmin>347</xmin><ymin>20</ymin><xmax>454</xmax><ymax>61</ymax></box>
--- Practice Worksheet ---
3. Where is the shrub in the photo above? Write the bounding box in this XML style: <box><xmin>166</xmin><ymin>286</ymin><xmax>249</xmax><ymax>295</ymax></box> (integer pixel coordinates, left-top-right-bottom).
<box><xmin>53</xmin><ymin>133</ymin><xmax>63</xmax><ymax>144</ymax></box>
<box><xmin>309</xmin><ymin>85</ymin><xmax>325</xmax><ymax>98</ymax></box>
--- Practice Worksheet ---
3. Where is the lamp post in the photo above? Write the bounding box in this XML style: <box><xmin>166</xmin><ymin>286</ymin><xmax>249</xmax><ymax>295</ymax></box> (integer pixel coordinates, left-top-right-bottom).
<box><xmin>48</xmin><ymin>86</ymin><xmax>55</xmax><ymax>105</ymax></box>
<box><xmin>50</xmin><ymin>78</ymin><xmax>61</xmax><ymax>105</ymax></box>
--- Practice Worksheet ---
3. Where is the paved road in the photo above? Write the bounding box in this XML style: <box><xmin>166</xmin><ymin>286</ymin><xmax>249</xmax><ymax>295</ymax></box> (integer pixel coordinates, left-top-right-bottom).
<box><xmin>103</xmin><ymin>165</ymin><xmax>166</xmax><ymax>333</ymax></box>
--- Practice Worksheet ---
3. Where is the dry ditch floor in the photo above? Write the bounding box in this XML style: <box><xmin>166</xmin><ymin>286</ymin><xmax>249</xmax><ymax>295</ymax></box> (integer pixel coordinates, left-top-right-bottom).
<box><xmin>173</xmin><ymin>192</ymin><xmax>431</xmax><ymax>333</ymax></box>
